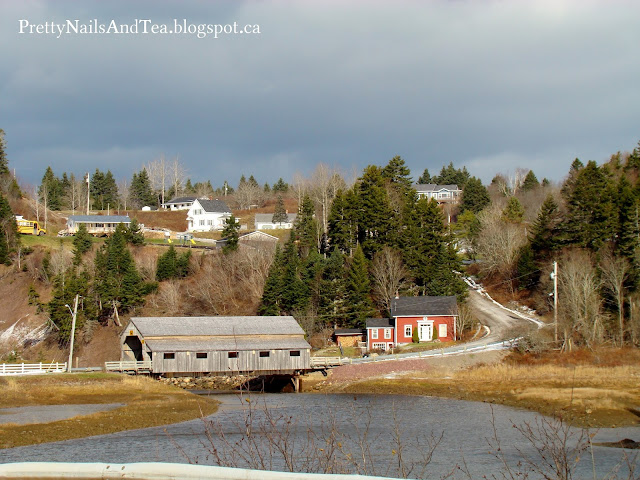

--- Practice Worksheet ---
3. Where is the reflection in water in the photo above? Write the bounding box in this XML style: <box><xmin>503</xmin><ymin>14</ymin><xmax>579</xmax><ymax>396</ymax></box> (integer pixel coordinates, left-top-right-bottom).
<box><xmin>0</xmin><ymin>394</ymin><xmax>637</xmax><ymax>478</ymax></box>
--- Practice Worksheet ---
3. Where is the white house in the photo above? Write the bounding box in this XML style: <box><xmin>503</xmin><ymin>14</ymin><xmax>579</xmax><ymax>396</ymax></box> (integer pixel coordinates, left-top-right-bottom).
<box><xmin>66</xmin><ymin>215</ymin><xmax>131</xmax><ymax>235</ymax></box>
<box><xmin>186</xmin><ymin>199</ymin><xmax>231</xmax><ymax>232</ymax></box>
<box><xmin>255</xmin><ymin>213</ymin><xmax>297</xmax><ymax>230</ymax></box>
<box><xmin>162</xmin><ymin>196</ymin><xmax>197</xmax><ymax>211</ymax></box>
<box><xmin>414</xmin><ymin>184</ymin><xmax>462</xmax><ymax>204</ymax></box>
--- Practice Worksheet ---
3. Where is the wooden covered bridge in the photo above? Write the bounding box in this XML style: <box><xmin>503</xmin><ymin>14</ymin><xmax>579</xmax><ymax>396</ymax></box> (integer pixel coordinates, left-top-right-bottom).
<box><xmin>110</xmin><ymin>316</ymin><xmax>313</xmax><ymax>389</ymax></box>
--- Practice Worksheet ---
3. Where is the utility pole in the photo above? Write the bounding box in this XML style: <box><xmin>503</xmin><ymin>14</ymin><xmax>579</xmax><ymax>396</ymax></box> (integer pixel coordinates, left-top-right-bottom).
<box><xmin>67</xmin><ymin>294</ymin><xmax>79</xmax><ymax>373</ymax></box>
<box><xmin>552</xmin><ymin>260</ymin><xmax>558</xmax><ymax>344</ymax></box>
<box><xmin>86</xmin><ymin>172</ymin><xmax>90</xmax><ymax>215</ymax></box>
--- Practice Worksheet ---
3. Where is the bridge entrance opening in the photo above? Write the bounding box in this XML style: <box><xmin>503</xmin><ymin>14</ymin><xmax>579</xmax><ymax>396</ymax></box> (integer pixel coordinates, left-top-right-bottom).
<box><xmin>124</xmin><ymin>336</ymin><xmax>143</xmax><ymax>361</ymax></box>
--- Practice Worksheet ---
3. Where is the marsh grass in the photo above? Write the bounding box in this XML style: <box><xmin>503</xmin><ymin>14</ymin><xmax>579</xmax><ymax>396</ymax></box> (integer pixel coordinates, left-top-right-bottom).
<box><xmin>0</xmin><ymin>373</ymin><xmax>218</xmax><ymax>449</ymax></box>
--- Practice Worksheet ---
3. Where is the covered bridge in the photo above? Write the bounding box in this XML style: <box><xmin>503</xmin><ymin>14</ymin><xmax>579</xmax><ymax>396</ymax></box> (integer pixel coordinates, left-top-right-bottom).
<box><xmin>121</xmin><ymin>316</ymin><xmax>310</xmax><ymax>376</ymax></box>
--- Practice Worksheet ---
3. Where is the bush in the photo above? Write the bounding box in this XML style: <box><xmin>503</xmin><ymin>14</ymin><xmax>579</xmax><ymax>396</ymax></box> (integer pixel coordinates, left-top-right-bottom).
<box><xmin>412</xmin><ymin>327</ymin><xmax>419</xmax><ymax>343</ymax></box>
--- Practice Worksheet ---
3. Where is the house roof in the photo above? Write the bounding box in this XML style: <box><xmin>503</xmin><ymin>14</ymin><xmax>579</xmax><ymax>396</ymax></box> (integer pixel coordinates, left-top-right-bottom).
<box><xmin>334</xmin><ymin>328</ymin><xmax>365</xmax><ymax>336</ymax></box>
<box><xmin>164</xmin><ymin>196</ymin><xmax>197</xmax><ymax>205</ymax></box>
<box><xmin>390</xmin><ymin>296</ymin><xmax>458</xmax><ymax>317</ymax></box>
<box><xmin>239</xmin><ymin>231</ymin><xmax>279</xmax><ymax>241</ymax></box>
<box><xmin>414</xmin><ymin>184</ymin><xmax>460</xmax><ymax>192</ymax></box>
<box><xmin>365</xmin><ymin>318</ymin><xmax>395</xmax><ymax>328</ymax></box>
<box><xmin>196</xmin><ymin>199</ymin><xmax>232</xmax><ymax>213</ymax></box>
<box><xmin>130</xmin><ymin>316</ymin><xmax>305</xmax><ymax>337</ymax></box>
<box><xmin>145</xmin><ymin>337</ymin><xmax>310</xmax><ymax>352</ymax></box>
<box><xmin>68</xmin><ymin>215</ymin><xmax>131</xmax><ymax>223</ymax></box>
<box><xmin>255</xmin><ymin>213</ymin><xmax>297</xmax><ymax>223</ymax></box>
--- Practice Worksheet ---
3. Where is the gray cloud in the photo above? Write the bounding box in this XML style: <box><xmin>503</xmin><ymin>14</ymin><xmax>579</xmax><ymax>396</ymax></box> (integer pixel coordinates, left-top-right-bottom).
<box><xmin>1</xmin><ymin>0</ymin><xmax>639</xmax><ymax>188</ymax></box>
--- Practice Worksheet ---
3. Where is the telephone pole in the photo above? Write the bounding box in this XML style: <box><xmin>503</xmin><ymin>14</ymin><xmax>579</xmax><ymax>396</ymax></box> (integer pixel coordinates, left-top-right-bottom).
<box><xmin>67</xmin><ymin>294</ymin><xmax>79</xmax><ymax>373</ymax></box>
<box><xmin>552</xmin><ymin>261</ymin><xmax>558</xmax><ymax>344</ymax></box>
<box><xmin>86</xmin><ymin>172</ymin><xmax>90</xmax><ymax>215</ymax></box>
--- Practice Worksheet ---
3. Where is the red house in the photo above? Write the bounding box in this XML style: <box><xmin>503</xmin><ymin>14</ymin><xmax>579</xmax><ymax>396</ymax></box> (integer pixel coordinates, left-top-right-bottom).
<box><xmin>366</xmin><ymin>296</ymin><xmax>458</xmax><ymax>351</ymax></box>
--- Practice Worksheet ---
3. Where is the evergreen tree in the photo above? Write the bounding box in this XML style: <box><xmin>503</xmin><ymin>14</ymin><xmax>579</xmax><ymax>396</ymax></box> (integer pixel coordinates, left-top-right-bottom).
<box><xmin>125</xmin><ymin>218</ymin><xmax>145</xmax><ymax>246</ymax></box>
<box><xmin>502</xmin><ymin>196</ymin><xmax>525</xmax><ymax>223</ymax></box>
<box><xmin>530</xmin><ymin>195</ymin><xmax>562</xmax><ymax>260</ymax></box>
<box><xmin>563</xmin><ymin>160</ymin><xmax>616</xmax><ymax>250</ymax></box>
<box><xmin>381</xmin><ymin>155</ymin><xmax>413</xmax><ymax>191</ymax></box>
<box><xmin>356</xmin><ymin>166</ymin><xmax>395</xmax><ymax>257</ymax></box>
<box><xmin>560</xmin><ymin>158</ymin><xmax>584</xmax><ymax>201</ymax></box>
<box><xmin>94</xmin><ymin>224</ymin><xmax>146</xmax><ymax>319</ymax></box>
<box><xmin>345</xmin><ymin>245</ymin><xmax>375</xmax><ymax>327</ymax></box>
<box><xmin>327</xmin><ymin>189</ymin><xmax>358</xmax><ymax>255</ymax></box>
<box><xmin>318</xmin><ymin>248</ymin><xmax>349</xmax><ymax>326</ymax></box>
<box><xmin>0</xmin><ymin>129</ymin><xmax>8</xmax><ymax>176</ymax></box>
<box><xmin>221</xmin><ymin>215</ymin><xmax>240</xmax><ymax>254</ymax></box>
<box><xmin>460</xmin><ymin>177</ymin><xmax>490</xmax><ymax>214</ymax></box>
<box><xmin>279</xmin><ymin>237</ymin><xmax>310</xmax><ymax>314</ymax></box>
<box><xmin>432</xmin><ymin>162</ymin><xmax>470</xmax><ymax>187</ymax></box>
<box><xmin>129</xmin><ymin>170</ymin><xmax>156</xmax><ymax>209</ymax></box>
<box><xmin>184</xmin><ymin>179</ymin><xmax>195</xmax><ymax>194</ymax></box>
<box><xmin>293</xmin><ymin>194</ymin><xmax>318</xmax><ymax>257</ymax></box>
<box><xmin>259</xmin><ymin>245</ymin><xmax>285</xmax><ymax>315</ymax></box>
<box><xmin>516</xmin><ymin>244</ymin><xmax>539</xmax><ymax>290</ymax></box>
<box><xmin>272</xmin><ymin>195</ymin><xmax>288</xmax><ymax>224</ymax></box>
<box><xmin>156</xmin><ymin>245</ymin><xmax>178</xmax><ymax>281</ymax></box>
<box><xmin>456</xmin><ymin>210</ymin><xmax>481</xmax><ymax>259</ymax></box>
<box><xmin>248</xmin><ymin>175</ymin><xmax>259</xmax><ymax>188</ymax></box>
<box><xmin>272</xmin><ymin>178</ymin><xmax>289</xmax><ymax>193</ymax></box>
<box><xmin>0</xmin><ymin>193</ymin><xmax>18</xmax><ymax>265</ymax></box>
<box><xmin>263</xmin><ymin>183</ymin><xmax>271</xmax><ymax>193</ymax></box>
<box><xmin>522</xmin><ymin>170</ymin><xmax>540</xmax><ymax>191</ymax></box>
<box><xmin>418</xmin><ymin>168</ymin><xmax>431</xmax><ymax>184</ymax></box>
<box><xmin>238</xmin><ymin>175</ymin><xmax>247</xmax><ymax>189</ymax></box>
<box><xmin>541</xmin><ymin>178</ymin><xmax>551</xmax><ymax>187</ymax></box>
<box><xmin>72</xmin><ymin>223</ymin><xmax>92</xmax><ymax>264</ymax></box>
<box><xmin>48</xmin><ymin>269</ymin><xmax>94</xmax><ymax>345</ymax></box>
<box><xmin>39</xmin><ymin>166</ymin><xmax>63</xmax><ymax>210</ymax></box>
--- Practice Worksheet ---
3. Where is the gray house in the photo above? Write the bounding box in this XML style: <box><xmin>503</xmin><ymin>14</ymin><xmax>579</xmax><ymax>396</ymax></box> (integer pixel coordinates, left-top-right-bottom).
<box><xmin>121</xmin><ymin>316</ymin><xmax>310</xmax><ymax>376</ymax></box>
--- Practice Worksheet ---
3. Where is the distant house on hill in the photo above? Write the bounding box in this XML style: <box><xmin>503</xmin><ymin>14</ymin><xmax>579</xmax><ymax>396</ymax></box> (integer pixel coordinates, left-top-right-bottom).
<box><xmin>66</xmin><ymin>215</ymin><xmax>131</xmax><ymax>235</ymax></box>
<box><xmin>366</xmin><ymin>296</ymin><xmax>458</xmax><ymax>351</ymax></box>
<box><xmin>414</xmin><ymin>184</ymin><xmax>462</xmax><ymax>204</ymax></box>
<box><xmin>186</xmin><ymin>198</ymin><xmax>231</xmax><ymax>232</ymax></box>
<box><xmin>162</xmin><ymin>196</ymin><xmax>197</xmax><ymax>211</ymax></box>
<box><xmin>120</xmin><ymin>316</ymin><xmax>311</xmax><ymax>375</ymax></box>
<box><xmin>255</xmin><ymin>213</ymin><xmax>297</xmax><ymax>230</ymax></box>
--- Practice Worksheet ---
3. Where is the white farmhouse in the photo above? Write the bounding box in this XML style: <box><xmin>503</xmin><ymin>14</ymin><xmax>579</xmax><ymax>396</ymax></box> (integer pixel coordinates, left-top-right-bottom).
<box><xmin>186</xmin><ymin>199</ymin><xmax>232</xmax><ymax>232</ymax></box>
<box><xmin>414</xmin><ymin>184</ymin><xmax>462</xmax><ymax>204</ymax></box>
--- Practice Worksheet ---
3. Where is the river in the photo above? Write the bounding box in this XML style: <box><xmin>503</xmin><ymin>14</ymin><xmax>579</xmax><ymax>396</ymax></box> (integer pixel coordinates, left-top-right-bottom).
<box><xmin>0</xmin><ymin>393</ymin><xmax>638</xmax><ymax>479</ymax></box>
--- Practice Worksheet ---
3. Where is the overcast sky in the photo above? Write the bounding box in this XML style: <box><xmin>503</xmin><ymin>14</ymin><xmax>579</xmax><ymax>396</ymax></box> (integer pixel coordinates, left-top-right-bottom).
<box><xmin>1</xmin><ymin>0</ymin><xmax>639</xmax><ymax>189</ymax></box>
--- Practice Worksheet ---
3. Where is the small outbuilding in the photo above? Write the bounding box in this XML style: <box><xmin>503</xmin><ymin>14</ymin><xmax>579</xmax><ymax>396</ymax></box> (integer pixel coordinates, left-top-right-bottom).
<box><xmin>121</xmin><ymin>316</ymin><xmax>311</xmax><ymax>376</ymax></box>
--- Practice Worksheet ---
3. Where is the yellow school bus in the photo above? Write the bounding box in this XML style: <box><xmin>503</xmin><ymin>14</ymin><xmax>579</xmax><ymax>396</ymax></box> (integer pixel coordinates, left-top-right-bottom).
<box><xmin>16</xmin><ymin>217</ymin><xmax>46</xmax><ymax>236</ymax></box>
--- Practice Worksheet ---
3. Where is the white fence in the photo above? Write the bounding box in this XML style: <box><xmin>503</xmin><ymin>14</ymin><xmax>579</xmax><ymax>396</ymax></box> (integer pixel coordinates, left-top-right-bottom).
<box><xmin>0</xmin><ymin>362</ymin><xmax>67</xmax><ymax>376</ymax></box>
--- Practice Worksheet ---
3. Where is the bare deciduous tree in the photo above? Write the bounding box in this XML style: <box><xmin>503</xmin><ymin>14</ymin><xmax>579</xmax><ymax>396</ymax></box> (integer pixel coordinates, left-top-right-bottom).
<box><xmin>370</xmin><ymin>247</ymin><xmax>410</xmax><ymax>315</ymax></box>
<box><xmin>558</xmin><ymin>249</ymin><xmax>605</xmax><ymax>349</ymax></box>
<box><xmin>117</xmin><ymin>178</ymin><xmax>130</xmax><ymax>211</ymax></box>
<box><xmin>309</xmin><ymin>164</ymin><xmax>346</xmax><ymax>234</ymax></box>
<box><xmin>233</xmin><ymin>182</ymin><xmax>265</xmax><ymax>210</ymax></box>
<box><xmin>475</xmin><ymin>204</ymin><xmax>527</xmax><ymax>278</ymax></box>
<box><xmin>600</xmin><ymin>246</ymin><xmax>629</xmax><ymax>346</ymax></box>
<box><xmin>169</xmin><ymin>156</ymin><xmax>187</xmax><ymax>199</ymax></box>
<box><xmin>145</xmin><ymin>155</ymin><xmax>168</xmax><ymax>206</ymax></box>
<box><xmin>455</xmin><ymin>302</ymin><xmax>475</xmax><ymax>340</ymax></box>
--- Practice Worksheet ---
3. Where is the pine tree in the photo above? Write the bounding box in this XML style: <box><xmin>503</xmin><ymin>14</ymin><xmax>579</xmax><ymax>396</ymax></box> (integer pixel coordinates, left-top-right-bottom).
<box><xmin>327</xmin><ymin>189</ymin><xmax>358</xmax><ymax>255</ymax></box>
<box><xmin>356</xmin><ymin>166</ymin><xmax>395</xmax><ymax>257</ymax></box>
<box><xmin>259</xmin><ymin>245</ymin><xmax>285</xmax><ymax>315</ymax></box>
<box><xmin>563</xmin><ymin>160</ymin><xmax>616</xmax><ymax>250</ymax></box>
<box><xmin>272</xmin><ymin>178</ymin><xmax>289</xmax><ymax>193</ymax></box>
<box><xmin>272</xmin><ymin>195</ymin><xmax>288</xmax><ymax>224</ymax></box>
<box><xmin>460</xmin><ymin>177</ymin><xmax>490</xmax><ymax>214</ymax></box>
<box><xmin>516</xmin><ymin>244</ymin><xmax>539</xmax><ymax>290</ymax></box>
<box><xmin>279</xmin><ymin>237</ymin><xmax>309</xmax><ymax>314</ymax></box>
<box><xmin>502</xmin><ymin>197</ymin><xmax>524</xmax><ymax>223</ymax></box>
<box><xmin>129</xmin><ymin>170</ymin><xmax>156</xmax><ymax>209</ymax></box>
<box><xmin>221</xmin><ymin>215</ymin><xmax>241</xmax><ymax>254</ymax></box>
<box><xmin>432</xmin><ymin>162</ymin><xmax>470</xmax><ymax>187</ymax></box>
<box><xmin>0</xmin><ymin>129</ymin><xmax>8</xmax><ymax>176</ymax></box>
<box><xmin>293</xmin><ymin>194</ymin><xmax>318</xmax><ymax>257</ymax></box>
<box><xmin>49</xmin><ymin>269</ymin><xmax>93</xmax><ymax>345</ymax></box>
<box><xmin>39</xmin><ymin>166</ymin><xmax>63</xmax><ymax>211</ymax></box>
<box><xmin>318</xmin><ymin>248</ymin><xmax>349</xmax><ymax>326</ymax></box>
<box><xmin>345</xmin><ymin>245</ymin><xmax>375</xmax><ymax>327</ymax></box>
<box><xmin>418</xmin><ymin>168</ymin><xmax>431</xmax><ymax>184</ymax></box>
<box><xmin>381</xmin><ymin>155</ymin><xmax>413</xmax><ymax>191</ymax></box>
<box><xmin>94</xmin><ymin>224</ymin><xmax>145</xmax><ymax>319</ymax></box>
<box><xmin>0</xmin><ymin>192</ymin><xmax>18</xmax><ymax>265</ymax></box>
<box><xmin>125</xmin><ymin>218</ymin><xmax>145</xmax><ymax>245</ymax></box>
<box><xmin>530</xmin><ymin>194</ymin><xmax>562</xmax><ymax>260</ymax></box>
<box><xmin>263</xmin><ymin>183</ymin><xmax>271</xmax><ymax>193</ymax></box>
<box><xmin>560</xmin><ymin>158</ymin><xmax>584</xmax><ymax>201</ymax></box>
<box><xmin>522</xmin><ymin>170</ymin><xmax>540</xmax><ymax>191</ymax></box>
<box><xmin>72</xmin><ymin>223</ymin><xmax>92</xmax><ymax>264</ymax></box>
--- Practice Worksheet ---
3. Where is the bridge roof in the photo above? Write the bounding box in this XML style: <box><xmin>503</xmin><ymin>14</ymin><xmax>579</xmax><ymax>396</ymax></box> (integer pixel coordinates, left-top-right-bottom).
<box><xmin>145</xmin><ymin>336</ymin><xmax>310</xmax><ymax>352</ymax></box>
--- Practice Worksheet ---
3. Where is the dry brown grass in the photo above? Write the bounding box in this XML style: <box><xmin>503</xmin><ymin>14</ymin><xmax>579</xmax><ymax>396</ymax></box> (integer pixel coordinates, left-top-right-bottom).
<box><xmin>0</xmin><ymin>373</ymin><xmax>217</xmax><ymax>449</ymax></box>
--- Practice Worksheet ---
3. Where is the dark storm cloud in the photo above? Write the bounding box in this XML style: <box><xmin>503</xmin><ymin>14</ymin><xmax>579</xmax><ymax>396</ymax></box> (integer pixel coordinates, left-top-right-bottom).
<box><xmin>1</xmin><ymin>0</ymin><xmax>639</xmax><ymax>187</ymax></box>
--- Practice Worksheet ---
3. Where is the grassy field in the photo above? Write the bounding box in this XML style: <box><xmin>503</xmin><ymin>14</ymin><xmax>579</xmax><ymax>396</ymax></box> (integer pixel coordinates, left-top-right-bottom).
<box><xmin>321</xmin><ymin>348</ymin><xmax>640</xmax><ymax>428</ymax></box>
<box><xmin>0</xmin><ymin>373</ymin><xmax>218</xmax><ymax>449</ymax></box>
